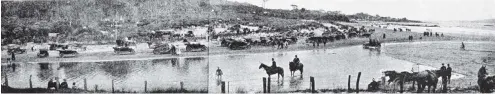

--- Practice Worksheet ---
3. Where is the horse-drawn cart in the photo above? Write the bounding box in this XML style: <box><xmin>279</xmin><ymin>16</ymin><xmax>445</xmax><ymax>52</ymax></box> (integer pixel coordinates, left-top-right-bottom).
<box><xmin>58</xmin><ymin>50</ymin><xmax>79</xmax><ymax>58</ymax></box>
<box><xmin>185</xmin><ymin>42</ymin><xmax>207</xmax><ymax>52</ymax></box>
<box><xmin>113</xmin><ymin>46</ymin><xmax>135</xmax><ymax>55</ymax></box>
<box><xmin>152</xmin><ymin>43</ymin><xmax>173</xmax><ymax>54</ymax></box>
<box><xmin>228</xmin><ymin>41</ymin><xmax>251</xmax><ymax>50</ymax></box>
<box><xmin>363</xmin><ymin>39</ymin><xmax>381</xmax><ymax>49</ymax></box>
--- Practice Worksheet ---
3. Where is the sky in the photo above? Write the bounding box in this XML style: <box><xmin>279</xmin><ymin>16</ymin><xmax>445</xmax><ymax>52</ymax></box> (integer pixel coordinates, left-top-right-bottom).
<box><xmin>228</xmin><ymin>0</ymin><xmax>495</xmax><ymax>21</ymax></box>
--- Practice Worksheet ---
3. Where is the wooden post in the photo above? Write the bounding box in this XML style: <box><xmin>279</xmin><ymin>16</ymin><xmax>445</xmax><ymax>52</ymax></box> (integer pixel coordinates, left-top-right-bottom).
<box><xmin>29</xmin><ymin>75</ymin><xmax>33</xmax><ymax>89</ymax></box>
<box><xmin>310</xmin><ymin>76</ymin><xmax>315</xmax><ymax>93</ymax></box>
<box><xmin>267</xmin><ymin>77</ymin><xmax>271</xmax><ymax>93</ymax></box>
<box><xmin>400</xmin><ymin>75</ymin><xmax>404</xmax><ymax>93</ymax></box>
<box><xmin>180</xmin><ymin>81</ymin><xmax>184</xmax><ymax>91</ymax></box>
<box><xmin>112</xmin><ymin>80</ymin><xmax>115</xmax><ymax>93</ymax></box>
<box><xmin>227</xmin><ymin>82</ymin><xmax>230</xmax><ymax>93</ymax></box>
<box><xmin>348</xmin><ymin>75</ymin><xmax>351</xmax><ymax>92</ymax></box>
<box><xmin>221</xmin><ymin>81</ymin><xmax>226</xmax><ymax>93</ymax></box>
<box><xmin>263</xmin><ymin>77</ymin><xmax>267</xmax><ymax>93</ymax></box>
<box><xmin>144</xmin><ymin>81</ymin><xmax>147</xmax><ymax>93</ymax></box>
<box><xmin>3</xmin><ymin>73</ymin><xmax>8</xmax><ymax>87</ymax></box>
<box><xmin>95</xmin><ymin>84</ymin><xmax>98</xmax><ymax>91</ymax></box>
<box><xmin>356</xmin><ymin>72</ymin><xmax>361</xmax><ymax>93</ymax></box>
<box><xmin>55</xmin><ymin>77</ymin><xmax>60</xmax><ymax>90</ymax></box>
<box><xmin>84</xmin><ymin>78</ymin><xmax>87</xmax><ymax>91</ymax></box>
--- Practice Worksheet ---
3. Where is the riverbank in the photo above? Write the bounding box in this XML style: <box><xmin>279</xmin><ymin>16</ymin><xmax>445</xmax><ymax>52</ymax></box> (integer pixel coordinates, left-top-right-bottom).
<box><xmin>2</xmin><ymin>22</ymin><xmax>493</xmax><ymax>63</ymax></box>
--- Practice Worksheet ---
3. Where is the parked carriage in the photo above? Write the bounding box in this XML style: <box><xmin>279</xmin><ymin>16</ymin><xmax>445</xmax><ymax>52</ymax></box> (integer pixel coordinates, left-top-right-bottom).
<box><xmin>6</xmin><ymin>44</ymin><xmax>26</xmax><ymax>54</ymax></box>
<box><xmin>185</xmin><ymin>42</ymin><xmax>207</xmax><ymax>52</ymax></box>
<box><xmin>58</xmin><ymin>49</ymin><xmax>79</xmax><ymax>58</ymax></box>
<box><xmin>152</xmin><ymin>43</ymin><xmax>173</xmax><ymax>54</ymax></box>
<box><xmin>37</xmin><ymin>49</ymin><xmax>49</xmax><ymax>58</ymax></box>
<box><xmin>363</xmin><ymin>39</ymin><xmax>381</xmax><ymax>49</ymax></box>
<box><xmin>228</xmin><ymin>41</ymin><xmax>251</xmax><ymax>50</ymax></box>
<box><xmin>113</xmin><ymin>46</ymin><xmax>135</xmax><ymax>55</ymax></box>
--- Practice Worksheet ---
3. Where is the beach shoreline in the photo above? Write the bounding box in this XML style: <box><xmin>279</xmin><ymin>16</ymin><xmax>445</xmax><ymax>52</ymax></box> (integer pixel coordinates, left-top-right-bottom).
<box><xmin>2</xmin><ymin>22</ymin><xmax>494</xmax><ymax>63</ymax></box>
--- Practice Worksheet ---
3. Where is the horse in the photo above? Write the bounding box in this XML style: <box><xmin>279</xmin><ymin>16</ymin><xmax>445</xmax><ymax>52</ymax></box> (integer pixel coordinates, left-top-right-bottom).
<box><xmin>383</xmin><ymin>71</ymin><xmax>414</xmax><ymax>91</ymax></box>
<box><xmin>259</xmin><ymin>63</ymin><xmax>284</xmax><ymax>80</ymax></box>
<box><xmin>410</xmin><ymin>70</ymin><xmax>442</xmax><ymax>93</ymax></box>
<box><xmin>478</xmin><ymin>66</ymin><xmax>495</xmax><ymax>93</ymax></box>
<box><xmin>289</xmin><ymin>61</ymin><xmax>303</xmax><ymax>77</ymax></box>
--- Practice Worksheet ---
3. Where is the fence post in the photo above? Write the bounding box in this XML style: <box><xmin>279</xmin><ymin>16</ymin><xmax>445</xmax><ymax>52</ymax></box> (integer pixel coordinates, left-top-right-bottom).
<box><xmin>84</xmin><ymin>78</ymin><xmax>87</xmax><ymax>91</ymax></box>
<box><xmin>263</xmin><ymin>77</ymin><xmax>267</xmax><ymax>93</ymax></box>
<box><xmin>95</xmin><ymin>84</ymin><xmax>98</xmax><ymax>91</ymax></box>
<box><xmin>310</xmin><ymin>76</ymin><xmax>315</xmax><ymax>93</ymax></box>
<box><xmin>3</xmin><ymin>73</ymin><xmax>8</xmax><ymax>87</ymax></box>
<box><xmin>348</xmin><ymin>75</ymin><xmax>351</xmax><ymax>92</ymax></box>
<box><xmin>180</xmin><ymin>81</ymin><xmax>184</xmax><ymax>91</ymax></box>
<box><xmin>221</xmin><ymin>81</ymin><xmax>226</xmax><ymax>93</ymax></box>
<box><xmin>29</xmin><ymin>75</ymin><xmax>33</xmax><ymax>89</ymax></box>
<box><xmin>227</xmin><ymin>81</ymin><xmax>230</xmax><ymax>93</ymax></box>
<box><xmin>112</xmin><ymin>80</ymin><xmax>115</xmax><ymax>93</ymax></box>
<box><xmin>356</xmin><ymin>72</ymin><xmax>361</xmax><ymax>93</ymax></box>
<box><xmin>144</xmin><ymin>81</ymin><xmax>147</xmax><ymax>93</ymax></box>
<box><xmin>55</xmin><ymin>77</ymin><xmax>60</xmax><ymax>90</ymax></box>
<box><xmin>267</xmin><ymin>77</ymin><xmax>271</xmax><ymax>93</ymax></box>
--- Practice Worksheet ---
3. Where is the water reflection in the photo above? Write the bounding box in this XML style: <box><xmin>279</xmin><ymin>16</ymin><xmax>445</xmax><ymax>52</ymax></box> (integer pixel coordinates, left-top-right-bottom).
<box><xmin>2</xmin><ymin>57</ymin><xmax>208</xmax><ymax>92</ymax></box>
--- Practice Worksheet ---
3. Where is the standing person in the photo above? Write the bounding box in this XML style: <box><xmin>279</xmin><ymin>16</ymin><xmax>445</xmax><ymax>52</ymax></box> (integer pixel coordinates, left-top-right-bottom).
<box><xmin>60</xmin><ymin>79</ymin><xmax>68</xmax><ymax>89</ymax></box>
<box><xmin>447</xmin><ymin>64</ymin><xmax>452</xmax><ymax>84</ymax></box>
<box><xmin>284</xmin><ymin>40</ymin><xmax>289</xmax><ymax>49</ymax></box>
<box><xmin>10</xmin><ymin>51</ymin><xmax>15</xmax><ymax>61</ymax></box>
<box><xmin>216</xmin><ymin>67</ymin><xmax>223</xmax><ymax>79</ymax></box>
<box><xmin>47</xmin><ymin>78</ymin><xmax>57</xmax><ymax>90</ymax></box>
<box><xmin>440</xmin><ymin>63</ymin><xmax>448</xmax><ymax>92</ymax></box>
<box><xmin>72</xmin><ymin>82</ymin><xmax>77</xmax><ymax>89</ymax></box>
<box><xmin>271</xmin><ymin>58</ymin><xmax>277</xmax><ymax>68</ymax></box>
<box><xmin>461</xmin><ymin>42</ymin><xmax>465</xmax><ymax>50</ymax></box>
<box><xmin>382</xmin><ymin>33</ymin><xmax>386</xmax><ymax>39</ymax></box>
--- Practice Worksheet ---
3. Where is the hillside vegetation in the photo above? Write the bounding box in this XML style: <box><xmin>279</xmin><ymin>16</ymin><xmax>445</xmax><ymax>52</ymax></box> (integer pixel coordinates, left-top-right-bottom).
<box><xmin>1</xmin><ymin>0</ymin><xmax>417</xmax><ymax>44</ymax></box>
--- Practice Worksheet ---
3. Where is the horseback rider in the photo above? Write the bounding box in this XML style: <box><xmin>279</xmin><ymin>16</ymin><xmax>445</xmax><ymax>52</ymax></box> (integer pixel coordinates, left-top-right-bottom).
<box><xmin>293</xmin><ymin>55</ymin><xmax>300</xmax><ymax>64</ymax></box>
<box><xmin>271</xmin><ymin>58</ymin><xmax>277</xmax><ymax>68</ymax></box>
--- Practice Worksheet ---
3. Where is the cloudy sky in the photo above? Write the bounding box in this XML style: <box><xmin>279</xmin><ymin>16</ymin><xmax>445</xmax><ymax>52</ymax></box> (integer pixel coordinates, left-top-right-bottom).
<box><xmin>228</xmin><ymin>0</ymin><xmax>495</xmax><ymax>21</ymax></box>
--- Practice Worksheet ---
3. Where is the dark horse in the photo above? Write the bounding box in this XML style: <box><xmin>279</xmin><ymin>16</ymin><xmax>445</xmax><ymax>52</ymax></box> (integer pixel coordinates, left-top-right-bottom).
<box><xmin>259</xmin><ymin>63</ymin><xmax>284</xmax><ymax>80</ymax></box>
<box><xmin>383</xmin><ymin>70</ymin><xmax>414</xmax><ymax>92</ymax></box>
<box><xmin>478</xmin><ymin>66</ymin><xmax>495</xmax><ymax>93</ymax></box>
<box><xmin>289</xmin><ymin>61</ymin><xmax>303</xmax><ymax>77</ymax></box>
<box><xmin>410</xmin><ymin>70</ymin><xmax>442</xmax><ymax>93</ymax></box>
<box><xmin>383</xmin><ymin>70</ymin><xmax>442</xmax><ymax>93</ymax></box>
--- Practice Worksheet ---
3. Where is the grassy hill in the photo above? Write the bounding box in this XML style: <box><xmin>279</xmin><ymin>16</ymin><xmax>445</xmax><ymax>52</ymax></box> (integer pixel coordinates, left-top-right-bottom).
<box><xmin>1</xmin><ymin>0</ymin><xmax>416</xmax><ymax>44</ymax></box>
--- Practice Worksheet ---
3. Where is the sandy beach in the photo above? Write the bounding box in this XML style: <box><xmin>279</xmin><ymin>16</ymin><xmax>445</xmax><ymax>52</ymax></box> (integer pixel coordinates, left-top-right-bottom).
<box><xmin>2</xmin><ymin>22</ymin><xmax>494</xmax><ymax>63</ymax></box>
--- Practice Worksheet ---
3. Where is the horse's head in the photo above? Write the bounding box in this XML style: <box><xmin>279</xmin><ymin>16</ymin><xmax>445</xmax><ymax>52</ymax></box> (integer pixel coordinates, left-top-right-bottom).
<box><xmin>259</xmin><ymin>63</ymin><xmax>267</xmax><ymax>69</ymax></box>
<box><xmin>383</xmin><ymin>70</ymin><xmax>398</xmax><ymax>77</ymax></box>
<box><xmin>479</xmin><ymin>66</ymin><xmax>488</xmax><ymax>78</ymax></box>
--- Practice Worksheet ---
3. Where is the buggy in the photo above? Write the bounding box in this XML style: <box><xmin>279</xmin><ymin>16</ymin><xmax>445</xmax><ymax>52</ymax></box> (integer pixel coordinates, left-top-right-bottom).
<box><xmin>185</xmin><ymin>42</ymin><xmax>207</xmax><ymax>52</ymax></box>
<box><xmin>58</xmin><ymin>49</ymin><xmax>79</xmax><ymax>58</ymax></box>
<box><xmin>228</xmin><ymin>41</ymin><xmax>251</xmax><ymax>50</ymax></box>
<box><xmin>37</xmin><ymin>49</ymin><xmax>49</xmax><ymax>58</ymax></box>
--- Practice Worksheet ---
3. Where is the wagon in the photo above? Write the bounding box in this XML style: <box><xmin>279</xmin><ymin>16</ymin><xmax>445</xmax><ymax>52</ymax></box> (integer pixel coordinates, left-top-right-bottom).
<box><xmin>59</xmin><ymin>50</ymin><xmax>79</xmax><ymax>58</ymax></box>
<box><xmin>152</xmin><ymin>44</ymin><xmax>173</xmax><ymax>54</ymax></box>
<box><xmin>228</xmin><ymin>41</ymin><xmax>251</xmax><ymax>50</ymax></box>
<box><xmin>363</xmin><ymin>39</ymin><xmax>381</xmax><ymax>49</ymax></box>
<box><xmin>113</xmin><ymin>46</ymin><xmax>135</xmax><ymax>55</ymax></box>
<box><xmin>37</xmin><ymin>49</ymin><xmax>49</xmax><ymax>58</ymax></box>
<box><xmin>185</xmin><ymin>42</ymin><xmax>207</xmax><ymax>52</ymax></box>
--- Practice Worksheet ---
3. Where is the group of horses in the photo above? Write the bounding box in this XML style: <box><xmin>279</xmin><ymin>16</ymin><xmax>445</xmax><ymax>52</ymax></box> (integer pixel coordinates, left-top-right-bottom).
<box><xmin>381</xmin><ymin>66</ymin><xmax>494</xmax><ymax>93</ymax></box>
<box><xmin>258</xmin><ymin>61</ymin><xmax>304</xmax><ymax>80</ymax></box>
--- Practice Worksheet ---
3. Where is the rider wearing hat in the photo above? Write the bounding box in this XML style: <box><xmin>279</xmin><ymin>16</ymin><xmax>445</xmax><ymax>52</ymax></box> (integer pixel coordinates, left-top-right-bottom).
<box><xmin>293</xmin><ymin>55</ymin><xmax>300</xmax><ymax>64</ymax></box>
